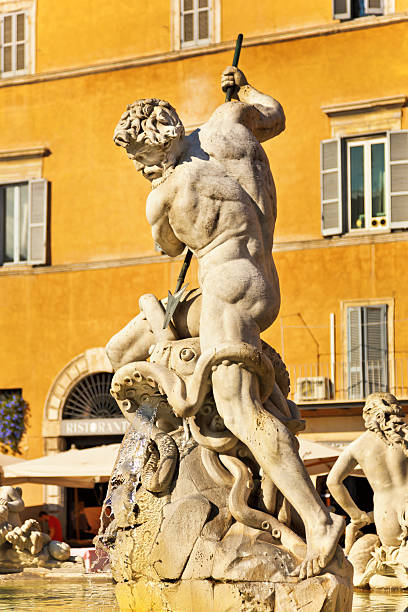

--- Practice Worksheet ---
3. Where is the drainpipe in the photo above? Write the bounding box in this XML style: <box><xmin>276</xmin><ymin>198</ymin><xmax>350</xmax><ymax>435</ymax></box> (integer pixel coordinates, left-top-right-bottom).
<box><xmin>330</xmin><ymin>313</ymin><xmax>336</xmax><ymax>399</ymax></box>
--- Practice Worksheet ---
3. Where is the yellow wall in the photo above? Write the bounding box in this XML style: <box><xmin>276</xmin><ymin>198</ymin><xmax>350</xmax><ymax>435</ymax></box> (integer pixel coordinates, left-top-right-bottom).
<box><xmin>1</xmin><ymin>23</ymin><xmax>407</xmax><ymax>264</ymax></box>
<box><xmin>35</xmin><ymin>0</ymin><xmax>408</xmax><ymax>74</ymax></box>
<box><xmin>1</xmin><ymin>238</ymin><xmax>407</xmax><ymax>453</ymax></box>
<box><xmin>222</xmin><ymin>0</ymin><xmax>333</xmax><ymax>41</ymax></box>
<box><xmin>36</xmin><ymin>0</ymin><xmax>171</xmax><ymax>72</ymax></box>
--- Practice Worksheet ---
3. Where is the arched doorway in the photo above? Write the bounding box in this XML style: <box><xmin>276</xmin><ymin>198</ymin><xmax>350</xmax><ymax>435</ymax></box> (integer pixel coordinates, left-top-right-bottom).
<box><xmin>42</xmin><ymin>348</ymin><xmax>127</xmax><ymax>536</ymax></box>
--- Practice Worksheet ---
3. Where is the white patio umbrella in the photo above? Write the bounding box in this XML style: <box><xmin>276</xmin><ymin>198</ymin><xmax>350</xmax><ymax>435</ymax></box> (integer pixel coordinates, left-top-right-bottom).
<box><xmin>1</xmin><ymin>444</ymin><xmax>120</xmax><ymax>489</ymax></box>
<box><xmin>0</xmin><ymin>452</ymin><xmax>26</xmax><ymax>467</ymax></box>
<box><xmin>0</xmin><ymin>439</ymin><xmax>353</xmax><ymax>489</ymax></box>
<box><xmin>298</xmin><ymin>439</ymin><xmax>342</xmax><ymax>476</ymax></box>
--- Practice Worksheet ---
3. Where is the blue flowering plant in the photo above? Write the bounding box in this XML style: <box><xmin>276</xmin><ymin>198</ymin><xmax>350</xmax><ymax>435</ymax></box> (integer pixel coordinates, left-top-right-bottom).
<box><xmin>0</xmin><ymin>392</ymin><xmax>29</xmax><ymax>455</ymax></box>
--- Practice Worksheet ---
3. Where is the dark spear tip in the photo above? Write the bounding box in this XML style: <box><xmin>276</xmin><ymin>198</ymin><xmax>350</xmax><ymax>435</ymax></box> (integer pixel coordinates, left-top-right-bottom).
<box><xmin>225</xmin><ymin>34</ymin><xmax>244</xmax><ymax>103</ymax></box>
<box><xmin>175</xmin><ymin>249</ymin><xmax>193</xmax><ymax>293</ymax></box>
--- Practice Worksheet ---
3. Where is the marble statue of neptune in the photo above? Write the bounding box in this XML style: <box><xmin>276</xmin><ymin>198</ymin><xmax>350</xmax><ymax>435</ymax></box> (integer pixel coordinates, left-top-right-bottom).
<box><xmin>111</xmin><ymin>66</ymin><xmax>344</xmax><ymax>579</ymax></box>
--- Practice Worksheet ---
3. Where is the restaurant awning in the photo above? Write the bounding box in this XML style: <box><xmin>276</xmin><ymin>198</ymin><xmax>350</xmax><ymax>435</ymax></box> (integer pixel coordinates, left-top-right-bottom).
<box><xmin>298</xmin><ymin>439</ymin><xmax>342</xmax><ymax>476</ymax></box>
<box><xmin>1</xmin><ymin>444</ymin><xmax>120</xmax><ymax>489</ymax></box>
<box><xmin>1</xmin><ymin>439</ymin><xmax>356</xmax><ymax>489</ymax></box>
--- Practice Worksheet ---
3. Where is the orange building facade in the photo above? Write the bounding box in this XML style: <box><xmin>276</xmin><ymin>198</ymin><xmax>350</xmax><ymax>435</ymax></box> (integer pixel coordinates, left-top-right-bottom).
<box><xmin>1</xmin><ymin>0</ymin><xmax>408</xmax><ymax>514</ymax></box>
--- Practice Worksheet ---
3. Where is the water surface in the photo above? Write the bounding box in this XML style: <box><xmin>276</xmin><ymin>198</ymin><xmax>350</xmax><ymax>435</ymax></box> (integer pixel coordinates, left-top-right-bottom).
<box><xmin>352</xmin><ymin>590</ymin><xmax>408</xmax><ymax>611</ymax></box>
<box><xmin>0</xmin><ymin>578</ymin><xmax>119</xmax><ymax>611</ymax></box>
<box><xmin>1</xmin><ymin>578</ymin><xmax>408</xmax><ymax>610</ymax></box>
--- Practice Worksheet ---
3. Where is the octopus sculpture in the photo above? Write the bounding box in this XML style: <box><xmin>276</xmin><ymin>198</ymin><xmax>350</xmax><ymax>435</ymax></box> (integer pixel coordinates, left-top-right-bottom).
<box><xmin>97</xmin><ymin>294</ymin><xmax>351</xmax><ymax>612</ymax></box>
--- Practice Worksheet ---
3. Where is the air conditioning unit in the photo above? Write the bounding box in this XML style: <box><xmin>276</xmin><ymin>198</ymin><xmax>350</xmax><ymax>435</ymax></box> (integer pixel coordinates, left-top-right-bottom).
<box><xmin>296</xmin><ymin>377</ymin><xmax>331</xmax><ymax>401</ymax></box>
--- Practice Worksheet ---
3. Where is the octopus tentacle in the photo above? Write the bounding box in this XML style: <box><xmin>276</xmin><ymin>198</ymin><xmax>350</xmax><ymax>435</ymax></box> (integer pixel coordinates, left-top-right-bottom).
<box><xmin>189</xmin><ymin>415</ymin><xmax>237</xmax><ymax>453</ymax></box>
<box><xmin>111</xmin><ymin>342</ymin><xmax>275</xmax><ymax>420</ymax></box>
<box><xmin>141</xmin><ymin>431</ymin><xmax>178</xmax><ymax>493</ymax></box>
<box><xmin>219</xmin><ymin>454</ymin><xmax>306</xmax><ymax>560</ymax></box>
<box><xmin>200</xmin><ymin>447</ymin><xmax>234</xmax><ymax>487</ymax></box>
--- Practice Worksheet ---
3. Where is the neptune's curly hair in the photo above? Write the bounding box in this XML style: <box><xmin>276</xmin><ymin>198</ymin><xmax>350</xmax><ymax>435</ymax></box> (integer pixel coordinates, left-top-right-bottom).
<box><xmin>113</xmin><ymin>98</ymin><xmax>184</xmax><ymax>151</ymax></box>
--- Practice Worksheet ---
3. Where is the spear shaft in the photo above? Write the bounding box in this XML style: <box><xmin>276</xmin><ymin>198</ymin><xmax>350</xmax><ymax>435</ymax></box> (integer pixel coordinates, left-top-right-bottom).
<box><xmin>163</xmin><ymin>34</ymin><xmax>244</xmax><ymax>328</ymax></box>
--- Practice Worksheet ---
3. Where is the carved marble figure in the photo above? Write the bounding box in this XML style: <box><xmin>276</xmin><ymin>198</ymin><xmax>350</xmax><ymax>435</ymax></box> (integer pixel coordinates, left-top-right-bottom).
<box><xmin>0</xmin><ymin>486</ymin><xmax>24</xmax><ymax>527</ymax></box>
<box><xmin>100</xmin><ymin>67</ymin><xmax>352</xmax><ymax>611</ymax></box>
<box><xmin>328</xmin><ymin>392</ymin><xmax>408</xmax><ymax>589</ymax></box>
<box><xmin>0</xmin><ymin>487</ymin><xmax>71</xmax><ymax>571</ymax></box>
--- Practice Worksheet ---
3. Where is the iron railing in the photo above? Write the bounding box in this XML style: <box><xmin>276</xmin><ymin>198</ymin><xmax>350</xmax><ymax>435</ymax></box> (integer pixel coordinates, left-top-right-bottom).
<box><xmin>286</xmin><ymin>358</ymin><xmax>408</xmax><ymax>403</ymax></box>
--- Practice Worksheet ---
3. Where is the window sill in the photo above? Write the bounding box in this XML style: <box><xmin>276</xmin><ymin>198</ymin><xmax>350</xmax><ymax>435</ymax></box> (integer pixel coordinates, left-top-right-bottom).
<box><xmin>1</xmin><ymin>70</ymin><xmax>29</xmax><ymax>80</ymax></box>
<box><xmin>338</xmin><ymin>15</ymin><xmax>383</xmax><ymax>24</ymax></box>
<box><xmin>344</xmin><ymin>228</ymin><xmax>391</xmax><ymax>238</ymax></box>
<box><xmin>0</xmin><ymin>263</ymin><xmax>34</xmax><ymax>275</ymax></box>
<box><xmin>180</xmin><ymin>39</ymin><xmax>212</xmax><ymax>50</ymax></box>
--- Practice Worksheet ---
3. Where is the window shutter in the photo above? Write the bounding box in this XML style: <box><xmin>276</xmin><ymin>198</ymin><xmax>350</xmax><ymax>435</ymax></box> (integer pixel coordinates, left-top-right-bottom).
<box><xmin>0</xmin><ymin>187</ymin><xmax>4</xmax><ymax>265</ymax></box>
<box><xmin>364</xmin><ymin>0</ymin><xmax>383</xmax><ymax>15</ymax></box>
<box><xmin>321</xmin><ymin>139</ymin><xmax>343</xmax><ymax>236</ymax></box>
<box><xmin>388</xmin><ymin>131</ymin><xmax>408</xmax><ymax>229</ymax></box>
<box><xmin>28</xmin><ymin>179</ymin><xmax>48</xmax><ymax>264</ymax></box>
<box><xmin>364</xmin><ymin>305</ymin><xmax>388</xmax><ymax>394</ymax></box>
<box><xmin>333</xmin><ymin>0</ymin><xmax>351</xmax><ymax>19</ymax></box>
<box><xmin>347</xmin><ymin>307</ymin><xmax>364</xmax><ymax>399</ymax></box>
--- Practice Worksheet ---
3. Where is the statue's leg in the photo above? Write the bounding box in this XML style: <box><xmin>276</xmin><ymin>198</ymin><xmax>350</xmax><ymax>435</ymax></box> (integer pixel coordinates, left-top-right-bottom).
<box><xmin>211</xmin><ymin>363</ymin><xmax>344</xmax><ymax>579</ymax></box>
<box><xmin>106</xmin><ymin>312</ymin><xmax>156</xmax><ymax>370</ymax></box>
<box><xmin>106</xmin><ymin>289</ymin><xmax>202</xmax><ymax>371</ymax></box>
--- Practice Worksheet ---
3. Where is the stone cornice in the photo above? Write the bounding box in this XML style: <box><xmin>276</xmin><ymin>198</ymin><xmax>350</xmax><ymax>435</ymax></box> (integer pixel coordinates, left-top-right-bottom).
<box><xmin>0</xmin><ymin>13</ymin><xmax>407</xmax><ymax>89</ymax></box>
<box><xmin>322</xmin><ymin>95</ymin><xmax>408</xmax><ymax>116</ymax></box>
<box><xmin>0</xmin><ymin>146</ymin><xmax>51</xmax><ymax>161</ymax></box>
<box><xmin>0</xmin><ymin>231</ymin><xmax>407</xmax><ymax>277</ymax></box>
<box><xmin>273</xmin><ymin>229</ymin><xmax>408</xmax><ymax>252</ymax></box>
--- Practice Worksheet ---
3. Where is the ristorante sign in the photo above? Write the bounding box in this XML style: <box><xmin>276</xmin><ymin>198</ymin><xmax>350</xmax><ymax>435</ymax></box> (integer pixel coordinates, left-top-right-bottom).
<box><xmin>60</xmin><ymin>418</ymin><xmax>128</xmax><ymax>436</ymax></box>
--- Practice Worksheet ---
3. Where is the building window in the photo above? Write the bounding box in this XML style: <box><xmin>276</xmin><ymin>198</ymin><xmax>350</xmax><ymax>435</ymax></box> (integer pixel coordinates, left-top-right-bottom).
<box><xmin>348</xmin><ymin>136</ymin><xmax>387</xmax><ymax>231</ymax></box>
<box><xmin>0</xmin><ymin>179</ymin><xmax>48</xmax><ymax>265</ymax></box>
<box><xmin>3</xmin><ymin>182</ymin><xmax>28</xmax><ymax>263</ymax></box>
<box><xmin>1</xmin><ymin>11</ymin><xmax>27</xmax><ymax>76</ymax></box>
<box><xmin>347</xmin><ymin>304</ymin><xmax>388</xmax><ymax>399</ymax></box>
<box><xmin>180</xmin><ymin>0</ymin><xmax>211</xmax><ymax>48</ymax></box>
<box><xmin>0</xmin><ymin>1</ymin><xmax>36</xmax><ymax>78</ymax></box>
<box><xmin>321</xmin><ymin>130</ymin><xmax>408</xmax><ymax>236</ymax></box>
<box><xmin>333</xmin><ymin>0</ymin><xmax>383</xmax><ymax>20</ymax></box>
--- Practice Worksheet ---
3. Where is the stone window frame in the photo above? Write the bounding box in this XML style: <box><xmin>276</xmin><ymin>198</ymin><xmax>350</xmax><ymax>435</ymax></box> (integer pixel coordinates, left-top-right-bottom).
<box><xmin>0</xmin><ymin>0</ymin><xmax>36</xmax><ymax>78</ymax></box>
<box><xmin>332</xmin><ymin>0</ymin><xmax>395</xmax><ymax>20</ymax></box>
<box><xmin>0</xmin><ymin>147</ymin><xmax>50</xmax><ymax>267</ymax></box>
<box><xmin>171</xmin><ymin>0</ymin><xmax>220</xmax><ymax>51</ymax></box>
<box><xmin>320</xmin><ymin>95</ymin><xmax>408</xmax><ymax>238</ymax></box>
<box><xmin>341</xmin><ymin>297</ymin><xmax>395</xmax><ymax>398</ymax></box>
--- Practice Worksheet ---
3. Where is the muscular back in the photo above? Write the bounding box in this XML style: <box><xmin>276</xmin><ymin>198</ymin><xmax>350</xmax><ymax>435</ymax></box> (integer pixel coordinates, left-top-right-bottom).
<box><xmin>352</xmin><ymin>431</ymin><xmax>408</xmax><ymax>492</ymax></box>
<box><xmin>147</xmin><ymin>101</ymin><xmax>282</xmax><ymax>271</ymax></box>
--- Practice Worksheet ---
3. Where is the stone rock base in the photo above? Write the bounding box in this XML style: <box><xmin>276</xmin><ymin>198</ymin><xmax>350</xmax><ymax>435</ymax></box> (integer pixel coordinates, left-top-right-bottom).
<box><xmin>115</xmin><ymin>574</ymin><xmax>353</xmax><ymax>612</ymax></box>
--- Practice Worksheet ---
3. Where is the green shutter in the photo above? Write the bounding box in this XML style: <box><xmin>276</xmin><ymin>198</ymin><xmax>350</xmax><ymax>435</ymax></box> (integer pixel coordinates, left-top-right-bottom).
<box><xmin>364</xmin><ymin>305</ymin><xmax>388</xmax><ymax>394</ymax></box>
<box><xmin>321</xmin><ymin>139</ymin><xmax>343</xmax><ymax>236</ymax></box>
<box><xmin>347</xmin><ymin>305</ymin><xmax>388</xmax><ymax>399</ymax></box>
<box><xmin>0</xmin><ymin>187</ymin><xmax>4</xmax><ymax>264</ymax></box>
<box><xmin>388</xmin><ymin>131</ymin><xmax>408</xmax><ymax>229</ymax></box>
<box><xmin>29</xmin><ymin>179</ymin><xmax>48</xmax><ymax>264</ymax></box>
<box><xmin>347</xmin><ymin>307</ymin><xmax>364</xmax><ymax>399</ymax></box>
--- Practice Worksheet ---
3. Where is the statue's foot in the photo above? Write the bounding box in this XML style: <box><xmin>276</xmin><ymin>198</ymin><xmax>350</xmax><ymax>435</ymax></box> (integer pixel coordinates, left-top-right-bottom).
<box><xmin>290</xmin><ymin>513</ymin><xmax>345</xmax><ymax>580</ymax></box>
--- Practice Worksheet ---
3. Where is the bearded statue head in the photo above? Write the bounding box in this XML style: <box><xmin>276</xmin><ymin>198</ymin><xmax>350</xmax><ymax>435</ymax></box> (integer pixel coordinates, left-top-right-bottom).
<box><xmin>113</xmin><ymin>99</ymin><xmax>184</xmax><ymax>179</ymax></box>
<box><xmin>363</xmin><ymin>392</ymin><xmax>408</xmax><ymax>455</ymax></box>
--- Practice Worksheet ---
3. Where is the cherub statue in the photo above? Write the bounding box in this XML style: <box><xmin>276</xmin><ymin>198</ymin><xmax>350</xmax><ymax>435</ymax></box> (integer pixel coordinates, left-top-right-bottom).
<box><xmin>0</xmin><ymin>488</ymin><xmax>71</xmax><ymax>570</ymax></box>
<box><xmin>328</xmin><ymin>392</ymin><xmax>408</xmax><ymax>588</ymax></box>
<box><xmin>107</xmin><ymin>66</ymin><xmax>345</xmax><ymax>587</ymax></box>
<box><xmin>0</xmin><ymin>486</ymin><xmax>24</xmax><ymax>527</ymax></box>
